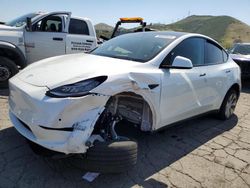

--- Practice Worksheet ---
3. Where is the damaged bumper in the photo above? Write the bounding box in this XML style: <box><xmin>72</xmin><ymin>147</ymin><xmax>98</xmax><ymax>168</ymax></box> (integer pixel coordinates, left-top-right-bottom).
<box><xmin>8</xmin><ymin>77</ymin><xmax>109</xmax><ymax>154</ymax></box>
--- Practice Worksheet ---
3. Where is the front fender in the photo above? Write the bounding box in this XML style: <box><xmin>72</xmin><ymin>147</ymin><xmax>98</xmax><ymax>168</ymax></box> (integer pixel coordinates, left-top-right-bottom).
<box><xmin>92</xmin><ymin>72</ymin><xmax>162</xmax><ymax>130</ymax></box>
<box><xmin>0</xmin><ymin>41</ymin><xmax>26</xmax><ymax>68</ymax></box>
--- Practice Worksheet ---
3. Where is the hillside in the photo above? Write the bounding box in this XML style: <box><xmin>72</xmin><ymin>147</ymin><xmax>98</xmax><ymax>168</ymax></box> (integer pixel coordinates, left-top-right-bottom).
<box><xmin>94</xmin><ymin>23</ymin><xmax>114</xmax><ymax>39</ymax></box>
<box><xmin>151</xmin><ymin>15</ymin><xmax>250</xmax><ymax>48</ymax></box>
<box><xmin>95</xmin><ymin>15</ymin><xmax>250</xmax><ymax>48</ymax></box>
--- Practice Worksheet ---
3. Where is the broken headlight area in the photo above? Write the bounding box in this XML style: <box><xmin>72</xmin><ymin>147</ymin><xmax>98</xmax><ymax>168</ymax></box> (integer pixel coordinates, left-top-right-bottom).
<box><xmin>46</xmin><ymin>76</ymin><xmax>107</xmax><ymax>98</ymax></box>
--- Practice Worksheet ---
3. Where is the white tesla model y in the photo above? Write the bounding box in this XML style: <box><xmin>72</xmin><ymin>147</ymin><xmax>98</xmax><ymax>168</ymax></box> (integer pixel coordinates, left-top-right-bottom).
<box><xmin>9</xmin><ymin>31</ymin><xmax>241</xmax><ymax>173</ymax></box>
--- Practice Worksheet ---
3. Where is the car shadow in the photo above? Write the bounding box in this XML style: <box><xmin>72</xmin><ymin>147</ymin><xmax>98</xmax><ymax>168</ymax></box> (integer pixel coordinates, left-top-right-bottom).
<box><xmin>242</xmin><ymin>79</ymin><xmax>250</xmax><ymax>94</ymax></box>
<box><xmin>0</xmin><ymin>114</ymin><xmax>238</xmax><ymax>187</ymax></box>
<box><xmin>0</xmin><ymin>89</ymin><xmax>9</xmax><ymax>96</ymax></box>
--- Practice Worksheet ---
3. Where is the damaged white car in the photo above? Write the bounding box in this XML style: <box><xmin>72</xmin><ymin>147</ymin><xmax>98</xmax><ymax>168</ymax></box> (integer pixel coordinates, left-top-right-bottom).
<box><xmin>9</xmin><ymin>31</ymin><xmax>241</xmax><ymax>173</ymax></box>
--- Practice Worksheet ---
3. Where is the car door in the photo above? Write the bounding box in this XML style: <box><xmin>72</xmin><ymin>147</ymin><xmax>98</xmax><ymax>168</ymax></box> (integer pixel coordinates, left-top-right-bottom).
<box><xmin>66</xmin><ymin>18</ymin><xmax>97</xmax><ymax>54</ymax></box>
<box><xmin>199</xmin><ymin>40</ymin><xmax>231</xmax><ymax>110</ymax></box>
<box><xmin>159</xmin><ymin>37</ymin><xmax>207</xmax><ymax>128</ymax></box>
<box><xmin>24</xmin><ymin>12</ymin><xmax>71</xmax><ymax>64</ymax></box>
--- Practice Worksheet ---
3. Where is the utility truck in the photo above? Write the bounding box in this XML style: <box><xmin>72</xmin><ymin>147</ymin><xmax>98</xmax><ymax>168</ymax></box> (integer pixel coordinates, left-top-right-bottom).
<box><xmin>0</xmin><ymin>11</ymin><xmax>98</xmax><ymax>87</ymax></box>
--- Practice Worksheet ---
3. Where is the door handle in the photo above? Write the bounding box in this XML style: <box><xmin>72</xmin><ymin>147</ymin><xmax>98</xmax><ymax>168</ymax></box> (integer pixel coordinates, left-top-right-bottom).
<box><xmin>86</xmin><ymin>40</ymin><xmax>94</xmax><ymax>43</ymax></box>
<box><xmin>226</xmin><ymin>70</ymin><xmax>231</xmax><ymax>73</ymax></box>
<box><xmin>53</xmin><ymin>37</ymin><xmax>63</xmax><ymax>41</ymax></box>
<box><xmin>199</xmin><ymin>73</ymin><xmax>206</xmax><ymax>77</ymax></box>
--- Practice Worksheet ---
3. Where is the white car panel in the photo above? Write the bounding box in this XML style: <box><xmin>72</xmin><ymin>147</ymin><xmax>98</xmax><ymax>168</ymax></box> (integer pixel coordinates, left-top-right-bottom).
<box><xmin>17</xmin><ymin>53</ymin><xmax>152</xmax><ymax>88</ymax></box>
<box><xmin>159</xmin><ymin>67</ymin><xmax>207</xmax><ymax>127</ymax></box>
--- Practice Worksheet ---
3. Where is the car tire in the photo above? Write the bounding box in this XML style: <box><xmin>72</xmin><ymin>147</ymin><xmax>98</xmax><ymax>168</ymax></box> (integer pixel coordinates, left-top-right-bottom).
<box><xmin>82</xmin><ymin>139</ymin><xmax>138</xmax><ymax>173</ymax></box>
<box><xmin>0</xmin><ymin>56</ymin><xmax>19</xmax><ymax>88</ymax></box>
<box><xmin>218</xmin><ymin>89</ymin><xmax>238</xmax><ymax>120</ymax></box>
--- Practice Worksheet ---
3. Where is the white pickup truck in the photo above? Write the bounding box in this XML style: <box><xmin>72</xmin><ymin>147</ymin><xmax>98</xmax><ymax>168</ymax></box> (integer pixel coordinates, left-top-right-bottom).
<box><xmin>0</xmin><ymin>11</ymin><xmax>98</xmax><ymax>87</ymax></box>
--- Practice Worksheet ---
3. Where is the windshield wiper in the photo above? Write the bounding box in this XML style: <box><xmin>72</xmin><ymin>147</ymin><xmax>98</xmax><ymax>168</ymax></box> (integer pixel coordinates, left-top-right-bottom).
<box><xmin>114</xmin><ymin>56</ymin><xmax>145</xmax><ymax>62</ymax></box>
<box><xmin>92</xmin><ymin>53</ymin><xmax>146</xmax><ymax>62</ymax></box>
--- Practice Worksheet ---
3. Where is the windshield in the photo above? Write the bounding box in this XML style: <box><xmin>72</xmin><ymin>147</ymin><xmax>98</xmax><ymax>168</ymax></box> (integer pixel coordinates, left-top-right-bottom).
<box><xmin>230</xmin><ymin>44</ymin><xmax>250</xmax><ymax>55</ymax></box>
<box><xmin>91</xmin><ymin>32</ymin><xmax>177</xmax><ymax>62</ymax></box>
<box><xmin>5</xmin><ymin>13</ymin><xmax>39</xmax><ymax>27</ymax></box>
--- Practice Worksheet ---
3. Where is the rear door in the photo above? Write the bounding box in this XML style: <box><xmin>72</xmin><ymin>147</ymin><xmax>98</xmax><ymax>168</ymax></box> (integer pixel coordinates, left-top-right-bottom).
<box><xmin>200</xmin><ymin>40</ymin><xmax>231</xmax><ymax>110</ymax></box>
<box><xmin>66</xmin><ymin>18</ymin><xmax>97</xmax><ymax>54</ymax></box>
<box><xmin>24</xmin><ymin>12</ymin><xmax>71</xmax><ymax>63</ymax></box>
<box><xmin>159</xmin><ymin>37</ymin><xmax>207</xmax><ymax>127</ymax></box>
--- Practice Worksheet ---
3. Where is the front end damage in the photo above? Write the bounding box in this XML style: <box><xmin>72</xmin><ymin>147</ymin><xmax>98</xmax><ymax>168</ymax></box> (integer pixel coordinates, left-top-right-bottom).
<box><xmin>96</xmin><ymin>92</ymin><xmax>153</xmax><ymax>133</ymax></box>
<box><xmin>9</xmin><ymin>77</ymin><xmax>109</xmax><ymax>154</ymax></box>
<box><xmin>9</xmin><ymin>71</ymin><xmax>158</xmax><ymax>155</ymax></box>
<box><xmin>9</xmin><ymin>107</ymin><xmax>104</xmax><ymax>154</ymax></box>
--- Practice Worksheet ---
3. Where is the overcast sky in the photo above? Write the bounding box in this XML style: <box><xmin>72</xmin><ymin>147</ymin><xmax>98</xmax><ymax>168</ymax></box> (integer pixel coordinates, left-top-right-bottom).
<box><xmin>0</xmin><ymin>0</ymin><xmax>250</xmax><ymax>26</ymax></box>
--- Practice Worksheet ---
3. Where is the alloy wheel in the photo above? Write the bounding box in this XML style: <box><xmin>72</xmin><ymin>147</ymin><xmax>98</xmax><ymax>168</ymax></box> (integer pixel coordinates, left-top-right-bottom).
<box><xmin>225</xmin><ymin>92</ymin><xmax>237</xmax><ymax>118</ymax></box>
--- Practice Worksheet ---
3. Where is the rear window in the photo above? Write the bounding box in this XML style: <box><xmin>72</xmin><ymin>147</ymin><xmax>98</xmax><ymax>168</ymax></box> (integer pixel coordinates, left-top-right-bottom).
<box><xmin>69</xmin><ymin>19</ymin><xmax>89</xmax><ymax>35</ymax></box>
<box><xmin>205</xmin><ymin>41</ymin><xmax>224</xmax><ymax>64</ymax></box>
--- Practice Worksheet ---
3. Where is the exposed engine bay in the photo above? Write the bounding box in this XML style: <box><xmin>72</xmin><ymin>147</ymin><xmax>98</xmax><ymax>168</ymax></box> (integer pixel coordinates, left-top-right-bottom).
<box><xmin>92</xmin><ymin>92</ymin><xmax>153</xmax><ymax>142</ymax></box>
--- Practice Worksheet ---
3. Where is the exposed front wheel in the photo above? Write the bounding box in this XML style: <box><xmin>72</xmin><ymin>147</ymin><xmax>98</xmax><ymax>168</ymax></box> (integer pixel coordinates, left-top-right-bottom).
<box><xmin>0</xmin><ymin>56</ymin><xmax>19</xmax><ymax>88</ymax></box>
<box><xmin>218</xmin><ymin>89</ymin><xmax>238</xmax><ymax>120</ymax></box>
<box><xmin>81</xmin><ymin>139</ymin><xmax>138</xmax><ymax>173</ymax></box>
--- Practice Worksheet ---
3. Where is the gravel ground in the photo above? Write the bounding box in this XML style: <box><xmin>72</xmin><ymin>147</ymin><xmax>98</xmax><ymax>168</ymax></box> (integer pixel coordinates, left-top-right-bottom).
<box><xmin>0</xmin><ymin>81</ymin><xmax>250</xmax><ymax>188</ymax></box>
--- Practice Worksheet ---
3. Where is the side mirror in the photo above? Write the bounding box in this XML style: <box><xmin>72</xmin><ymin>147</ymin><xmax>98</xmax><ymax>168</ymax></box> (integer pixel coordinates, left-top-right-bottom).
<box><xmin>171</xmin><ymin>56</ymin><xmax>193</xmax><ymax>69</ymax></box>
<box><xmin>26</xmin><ymin>17</ymin><xmax>32</xmax><ymax>31</ymax></box>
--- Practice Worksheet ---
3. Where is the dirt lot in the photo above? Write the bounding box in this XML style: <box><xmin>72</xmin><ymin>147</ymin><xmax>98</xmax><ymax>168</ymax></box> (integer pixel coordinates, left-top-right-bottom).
<box><xmin>0</xmin><ymin>81</ymin><xmax>250</xmax><ymax>188</ymax></box>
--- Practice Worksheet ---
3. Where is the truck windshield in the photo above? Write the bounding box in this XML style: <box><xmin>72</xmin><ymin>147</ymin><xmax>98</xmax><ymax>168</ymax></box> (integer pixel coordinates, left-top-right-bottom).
<box><xmin>5</xmin><ymin>13</ymin><xmax>39</xmax><ymax>27</ymax></box>
<box><xmin>91</xmin><ymin>32</ymin><xmax>177</xmax><ymax>62</ymax></box>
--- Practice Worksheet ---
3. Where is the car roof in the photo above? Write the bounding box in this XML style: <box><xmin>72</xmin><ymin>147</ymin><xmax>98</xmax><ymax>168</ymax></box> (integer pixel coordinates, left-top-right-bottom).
<box><xmin>119</xmin><ymin>31</ymin><xmax>215</xmax><ymax>42</ymax></box>
<box><xmin>124</xmin><ymin>31</ymin><xmax>188</xmax><ymax>38</ymax></box>
<box><xmin>148</xmin><ymin>31</ymin><xmax>188</xmax><ymax>37</ymax></box>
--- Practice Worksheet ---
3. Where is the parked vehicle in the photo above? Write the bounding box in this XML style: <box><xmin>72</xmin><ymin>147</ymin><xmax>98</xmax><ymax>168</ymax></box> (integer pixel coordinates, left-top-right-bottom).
<box><xmin>229</xmin><ymin>43</ymin><xmax>250</xmax><ymax>78</ymax></box>
<box><xmin>9</xmin><ymin>31</ymin><xmax>241</xmax><ymax>173</ymax></box>
<box><xmin>0</xmin><ymin>11</ymin><xmax>98</xmax><ymax>87</ymax></box>
<box><xmin>99</xmin><ymin>17</ymin><xmax>155</xmax><ymax>42</ymax></box>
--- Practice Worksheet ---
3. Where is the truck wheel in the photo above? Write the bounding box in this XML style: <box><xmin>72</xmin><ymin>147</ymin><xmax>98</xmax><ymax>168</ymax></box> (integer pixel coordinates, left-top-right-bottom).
<box><xmin>218</xmin><ymin>89</ymin><xmax>238</xmax><ymax>120</ymax></box>
<box><xmin>0</xmin><ymin>56</ymin><xmax>19</xmax><ymax>88</ymax></box>
<box><xmin>82</xmin><ymin>139</ymin><xmax>138</xmax><ymax>173</ymax></box>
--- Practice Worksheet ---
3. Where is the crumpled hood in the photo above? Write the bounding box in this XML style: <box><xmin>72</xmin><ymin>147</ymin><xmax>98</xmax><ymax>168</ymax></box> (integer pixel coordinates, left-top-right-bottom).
<box><xmin>17</xmin><ymin>53</ymin><xmax>144</xmax><ymax>88</ymax></box>
<box><xmin>230</xmin><ymin>54</ymin><xmax>250</xmax><ymax>61</ymax></box>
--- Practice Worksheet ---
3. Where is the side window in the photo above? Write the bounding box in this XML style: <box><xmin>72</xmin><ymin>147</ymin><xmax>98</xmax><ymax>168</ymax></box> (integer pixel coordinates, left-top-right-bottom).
<box><xmin>32</xmin><ymin>15</ymin><xmax>63</xmax><ymax>32</ymax></box>
<box><xmin>164</xmin><ymin>37</ymin><xmax>205</xmax><ymax>66</ymax></box>
<box><xmin>69</xmin><ymin>19</ymin><xmax>89</xmax><ymax>35</ymax></box>
<box><xmin>205</xmin><ymin>41</ymin><xmax>224</xmax><ymax>64</ymax></box>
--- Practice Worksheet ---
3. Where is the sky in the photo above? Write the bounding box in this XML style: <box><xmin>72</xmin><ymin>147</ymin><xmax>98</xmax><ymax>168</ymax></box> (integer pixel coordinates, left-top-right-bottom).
<box><xmin>0</xmin><ymin>0</ymin><xmax>250</xmax><ymax>26</ymax></box>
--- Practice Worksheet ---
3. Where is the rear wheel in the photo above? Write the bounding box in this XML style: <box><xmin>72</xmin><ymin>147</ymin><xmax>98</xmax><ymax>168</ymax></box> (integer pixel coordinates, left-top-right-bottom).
<box><xmin>218</xmin><ymin>89</ymin><xmax>238</xmax><ymax>120</ymax></box>
<box><xmin>0</xmin><ymin>56</ymin><xmax>19</xmax><ymax>88</ymax></box>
